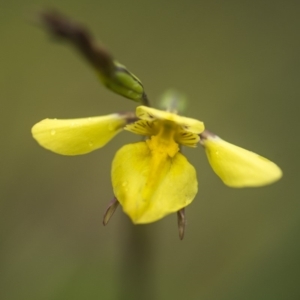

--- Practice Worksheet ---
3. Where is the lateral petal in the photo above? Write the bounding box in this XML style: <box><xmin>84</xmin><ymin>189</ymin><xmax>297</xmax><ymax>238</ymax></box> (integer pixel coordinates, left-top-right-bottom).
<box><xmin>202</xmin><ymin>135</ymin><xmax>282</xmax><ymax>187</ymax></box>
<box><xmin>32</xmin><ymin>114</ymin><xmax>126</xmax><ymax>155</ymax></box>
<box><xmin>112</xmin><ymin>142</ymin><xmax>198</xmax><ymax>224</ymax></box>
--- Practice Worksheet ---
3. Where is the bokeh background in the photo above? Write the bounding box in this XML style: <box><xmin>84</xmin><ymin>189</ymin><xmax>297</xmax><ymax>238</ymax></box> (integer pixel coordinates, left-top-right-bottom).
<box><xmin>1</xmin><ymin>0</ymin><xmax>300</xmax><ymax>299</ymax></box>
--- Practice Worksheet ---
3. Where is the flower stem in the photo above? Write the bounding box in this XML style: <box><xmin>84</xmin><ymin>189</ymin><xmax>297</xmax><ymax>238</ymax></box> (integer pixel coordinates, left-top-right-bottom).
<box><xmin>118</xmin><ymin>218</ymin><xmax>156</xmax><ymax>300</ymax></box>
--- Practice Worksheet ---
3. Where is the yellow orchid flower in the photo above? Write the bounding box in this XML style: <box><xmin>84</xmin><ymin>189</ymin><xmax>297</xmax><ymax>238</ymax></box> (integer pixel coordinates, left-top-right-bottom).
<box><xmin>32</xmin><ymin>11</ymin><xmax>282</xmax><ymax>239</ymax></box>
<box><xmin>32</xmin><ymin>104</ymin><xmax>282</xmax><ymax>227</ymax></box>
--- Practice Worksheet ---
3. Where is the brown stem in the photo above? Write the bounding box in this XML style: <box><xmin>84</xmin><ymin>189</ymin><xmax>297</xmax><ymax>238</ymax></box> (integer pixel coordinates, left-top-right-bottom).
<box><xmin>39</xmin><ymin>10</ymin><xmax>114</xmax><ymax>76</ymax></box>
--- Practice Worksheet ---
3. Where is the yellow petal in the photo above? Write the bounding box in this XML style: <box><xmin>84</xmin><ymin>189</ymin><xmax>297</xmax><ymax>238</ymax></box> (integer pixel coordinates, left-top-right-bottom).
<box><xmin>31</xmin><ymin>114</ymin><xmax>126</xmax><ymax>155</ymax></box>
<box><xmin>202</xmin><ymin>135</ymin><xmax>282</xmax><ymax>187</ymax></box>
<box><xmin>136</xmin><ymin>106</ymin><xmax>205</xmax><ymax>134</ymax></box>
<box><xmin>112</xmin><ymin>142</ymin><xmax>198</xmax><ymax>223</ymax></box>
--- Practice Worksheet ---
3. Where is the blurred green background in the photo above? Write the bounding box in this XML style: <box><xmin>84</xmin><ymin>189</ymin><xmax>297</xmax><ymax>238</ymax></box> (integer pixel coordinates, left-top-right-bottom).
<box><xmin>1</xmin><ymin>0</ymin><xmax>299</xmax><ymax>299</ymax></box>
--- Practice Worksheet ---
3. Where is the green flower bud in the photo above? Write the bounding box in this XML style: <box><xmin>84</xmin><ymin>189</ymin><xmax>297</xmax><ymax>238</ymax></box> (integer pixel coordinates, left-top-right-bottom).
<box><xmin>98</xmin><ymin>62</ymin><xmax>146</xmax><ymax>103</ymax></box>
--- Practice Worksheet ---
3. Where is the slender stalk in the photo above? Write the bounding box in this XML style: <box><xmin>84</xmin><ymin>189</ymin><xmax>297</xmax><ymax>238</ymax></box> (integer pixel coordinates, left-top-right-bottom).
<box><xmin>118</xmin><ymin>217</ymin><xmax>155</xmax><ymax>300</ymax></box>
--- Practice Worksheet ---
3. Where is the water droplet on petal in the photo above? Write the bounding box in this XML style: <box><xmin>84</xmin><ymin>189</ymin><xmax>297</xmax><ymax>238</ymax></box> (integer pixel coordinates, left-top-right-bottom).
<box><xmin>89</xmin><ymin>141</ymin><xmax>94</xmax><ymax>147</ymax></box>
<box><xmin>51</xmin><ymin>130</ymin><xmax>56</xmax><ymax>135</ymax></box>
<box><xmin>122</xmin><ymin>181</ymin><xmax>128</xmax><ymax>187</ymax></box>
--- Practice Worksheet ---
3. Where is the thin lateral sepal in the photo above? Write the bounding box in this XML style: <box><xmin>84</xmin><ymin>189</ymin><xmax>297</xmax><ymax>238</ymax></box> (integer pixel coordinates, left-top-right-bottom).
<box><xmin>177</xmin><ymin>208</ymin><xmax>186</xmax><ymax>240</ymax></box>
<box><xmin>103</xmin><ymin>197</ymin><xmax>119</xmax><ymax>226</ymax></box>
